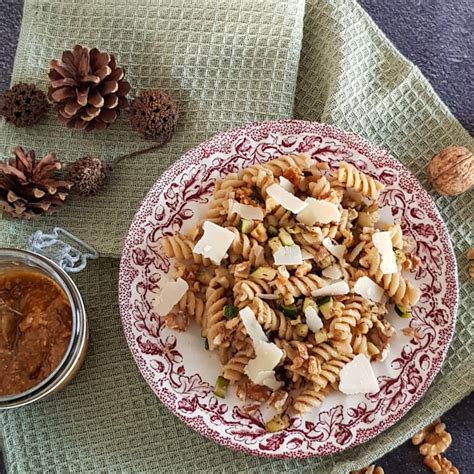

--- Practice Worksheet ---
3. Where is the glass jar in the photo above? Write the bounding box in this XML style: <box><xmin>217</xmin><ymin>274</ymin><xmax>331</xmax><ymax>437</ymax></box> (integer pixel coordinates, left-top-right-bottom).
<box><xmin>0</xmin><ymin>248</ymin><xmax>88</xmax><ymax>409</ymax></box>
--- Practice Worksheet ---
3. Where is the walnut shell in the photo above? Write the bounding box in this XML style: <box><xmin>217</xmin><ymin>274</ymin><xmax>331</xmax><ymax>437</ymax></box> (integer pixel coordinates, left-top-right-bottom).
<box><xmin>427</xmin><ymin>146</ymin><xmax>474</xmax><ymax>196</ymax></box>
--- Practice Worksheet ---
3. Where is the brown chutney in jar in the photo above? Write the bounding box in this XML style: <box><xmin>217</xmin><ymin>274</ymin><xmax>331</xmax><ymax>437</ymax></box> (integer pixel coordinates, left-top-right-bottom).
<box><xmin>0</xmin><ymin>268</ymin><xmax>72</xmax><ymax>396</ymax></box>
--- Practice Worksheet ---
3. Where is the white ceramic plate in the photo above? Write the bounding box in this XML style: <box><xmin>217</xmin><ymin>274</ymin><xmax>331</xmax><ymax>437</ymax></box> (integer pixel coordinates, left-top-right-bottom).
<box><xmin>119</xmin><ymin>120</ymin><xmax>457</xmax><ymax>458</ymax></box>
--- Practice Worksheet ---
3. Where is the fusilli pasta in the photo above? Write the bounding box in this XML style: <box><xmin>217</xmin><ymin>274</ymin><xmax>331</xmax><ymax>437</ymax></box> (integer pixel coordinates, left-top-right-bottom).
<box><xmin>157</xmin><ymin>153</ymin><xmax>420</xmax><ymax>430</ymax></box>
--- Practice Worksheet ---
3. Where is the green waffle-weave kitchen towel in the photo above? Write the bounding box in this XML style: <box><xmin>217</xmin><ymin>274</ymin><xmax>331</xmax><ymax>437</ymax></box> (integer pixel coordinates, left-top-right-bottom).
<box><xmin>1</xmin><ymin>0</ymin><xmax>473</xmax><ymax>473</ymax></box>
<box><xmin>0</xmin><ymin>0</ymin><xmax>304</xmax><ymax>256</ymax></box>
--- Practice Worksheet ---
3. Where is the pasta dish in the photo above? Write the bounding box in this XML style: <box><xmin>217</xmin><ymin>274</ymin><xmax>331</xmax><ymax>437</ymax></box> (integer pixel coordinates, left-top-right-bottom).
<box><xmin>154</xmin><ymin>153</ymin><xmax>420</xmax><ymax>431</ymax></box>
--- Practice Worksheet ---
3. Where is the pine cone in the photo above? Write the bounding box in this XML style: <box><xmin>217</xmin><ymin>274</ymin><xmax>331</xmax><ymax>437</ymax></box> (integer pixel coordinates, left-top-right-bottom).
<box><xmin>67</xmin><ymin>155</ymin><xmax>109</xmax><ymax>197</ymax></box>
<box><xmin>129</xmin><ymin>89</ymin><xmax>178</xmax><ymax>143</ymax></box>
<box><xmin>0</xmin><ymin>146</ymin><xmax>72</xmax><ymax>219</ymax></box>
<box><xmin>48</xmin><ymin>44</ymin><xmax>131</xmax><ymax>131</ymax></box>
<box><xmin>0</xmin><ymin>83</ymin><xmax>47</xmax><ymax>127</ymax></box>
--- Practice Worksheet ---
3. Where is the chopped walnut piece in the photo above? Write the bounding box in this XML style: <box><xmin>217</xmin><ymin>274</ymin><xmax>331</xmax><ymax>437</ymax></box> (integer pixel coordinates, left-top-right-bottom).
<box><xmin>419</xmin><ymin>422</ymin><xmax>452</xmax><ymax>456</ymax></box>
<box><xmin>171</xmin><ymin>261</ymin><xmax>187</xmax><ymax>279</ymax></box>
<box><xmin>412</xmin><ymin>419</ymin><xmax>440</xmax><ymax>445</ymax></box>
<box><xmin>307</xmin><ymin>355</ymin><xmax>320</xmax><ymax>375</ymax></box>
<box><xmin>424</xmin><ymin>454</ymin><xmax>459</xmax><ymax>474</ymax></box>
<box><xmin>402</xmin><ymin>326</ymin><xmax>422</xmax><ymax>343</ymax></box>
<box><xmin>283</xmin><ymin>166</ymin><xmax>303</xmax><ymax>187</ymax></box>
<box><xmin>235</xmin><ymin>186</ymin><xmax>252</xmax><ymax>203</ymax></box>
<box><xmin>235</xmin><ymin>376</ymin><xmax>272</xmax><ymax>402</ymax></box>
<box><xmin>412</xmin><ymin>419</ymin><xmax>458</xmax><ymax>474</ymax></box>
<box><xmin>246</xmin><ymin>381</ymin><xmax>272</xmax><ymax>402</ymax></box>
<box><xmin>268</xmin><ymin>389</ymin><xmax>289</xmax><ymax>413</ymax></box>
<box><xmin>164</xmin><ymin>311</ymin><xmax>189</xmax><ymax>331</ymax></box>
<box><xmin>367</xmin><ymin>319</ymin><xmax>395</xmax><ymax>360</ymax></box>
<box><xmin>351</xmin><ymin>465</ymin><xmax>384</xmax><ymax>474</ymax></box>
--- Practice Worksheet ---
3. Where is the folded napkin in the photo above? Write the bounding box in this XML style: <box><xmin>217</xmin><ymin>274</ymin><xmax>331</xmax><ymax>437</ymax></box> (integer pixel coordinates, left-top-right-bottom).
<box><xmin>1</xmin><ymin>0</ymin><xmax>473</xmax><ymax>473</ymax></box>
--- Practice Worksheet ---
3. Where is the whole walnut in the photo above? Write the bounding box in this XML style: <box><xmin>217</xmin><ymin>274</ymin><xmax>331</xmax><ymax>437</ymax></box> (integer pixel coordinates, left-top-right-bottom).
<box><xmin>427</xmin><ymin>146</ymin><xmax>474</xmax><ymax>196</ymax></box>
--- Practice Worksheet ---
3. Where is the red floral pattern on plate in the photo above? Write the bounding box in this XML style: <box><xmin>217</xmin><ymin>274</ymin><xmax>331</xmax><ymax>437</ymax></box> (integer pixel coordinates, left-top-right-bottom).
<box><xmin>118</xmin><ymin>120</ymin><xmax>457</xmax><ymax>459</ymax></box>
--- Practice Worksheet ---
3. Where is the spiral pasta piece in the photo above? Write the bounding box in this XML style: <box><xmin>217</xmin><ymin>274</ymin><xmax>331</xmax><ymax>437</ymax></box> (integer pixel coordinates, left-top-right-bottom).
<box><xmin>360</xmin><ymin>248</ymin><xmax>420</xmax><ymax>306</ymax></box>
<box><xmin>267</xmin><ymin>205</ymin><xmax>295</xmax><ymax>226</ymax></box>
<box><xmin>233</xmin><ymin>279</ymin><xmax>272</xmax><ymax>307</ymax></box>
<box><xmin>264</xmin><ymin>153</ymin><xmax>312</xmax><ymax>177</ymax></box>
<box><xmin>222</xmin><ymin>344</ymin><xmax>254</xmax><ymax>382</ymax></box>
<box><xmin>292</xmin><ymin>353</ymin><xmax>354</xmax><ymax>415</ymax></box>
<box><xmin>387</xmin><ymin>223</ymin><xmax>404</xmax><ymax>249</ymax></box>
<box><xmin>308</xmin><ymin>175</ymin><xmax>331</xmax><ymax>198</ymax></box>
<box><xmin>228</xmin><ymin>228</ymin><xmax>267</xmax><ymax>266</ymax></box>
<box><xmin>337</xmin><ymin>161</ymin><xmax>384</xmax><ymax>200</ymax></box>
<box><xmin>327</xmin><ymin>301</ymin><xmax>359</xmax><ymax>341</ymax></box>
<box><xmin>250</xmin><ymin>298</ymin><xmax>298</xmax><ymax>340</ymax></box>
<box><xmin>204</xmin><ymin>270</ymin><xmax>231</xmax><ymax>347</ymax></box>
<box><xmin>161</xmin><ymin>234</ymin><xmax>211</xmax><ymax>266</ymax></box>
<box><xmin>176</xmin><ymin>289</ymin><xmax>206</xmax><ymax>326</ymax></box>
<box><xmin>291</xmin><ymin>385</ymin><xmax>330</xmax><ymax>416</ymax></box>
<box><xmin>273</xmin><ymin>273</ymin><xmax>325</xmax><ymax>297</ymax></box>
<box><xmin>238</xmin><ymin>165</ymin><xmax>275</xmax><ymax>196</ymax></box>
<box><xmin>351</xmin><ymin>331</ymin><xmax>380</xmax><ymax>359</ymax></box>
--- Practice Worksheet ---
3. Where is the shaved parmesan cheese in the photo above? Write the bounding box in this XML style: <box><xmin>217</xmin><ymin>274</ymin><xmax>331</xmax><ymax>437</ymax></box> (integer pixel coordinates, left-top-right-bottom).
<box><xmin>153</xmin><ymin>278</ymin><xmax>189</xmax><ymax>315</ymax></box>
<box><xmin>339</xmin><ymin>354</ymin><xmax>379</xmax><ymax>395</ymax></box>
<box><xmin>322</xmin><ymin>237</ymin><xmax>345</xmax><ymax>260</ymax></box>
<box><xmin>301</xmin><ymin>248</ymin><xmax>314</xmax><ymax>260</ymax></box>
<box><xmin>311</xmin><ymin>280</ymin><xmax>349</xmax><ymax>297</ymax></box>
<box><xmin>246</xmin><ymin>342</ymin><xmax>283</xmax><ymax>390</ymax></box>
<box><xmin>246</xmin><ymin>342</ymin><xmax>283</xmax><ymax>378</ymax></box>
<box><xmin>231</xmin><ymin>202</ymin><xmax>264</xmax><ymax>221</ymax></box>
<box><xmin>297</xmin><ymin>198</ymin><xmax>341</xmax><ymax>225</ymax></box>
<box><xmin>273</xmin><ymin>245</ymin><xmax>303</xmax><ymax>266</ymax></box>
<box><xmin>305</xmin><ymin>306</ymin><xmax>323</xmax><ymax>332</ymax></box>
<box><xmin>240</xmin><ymin>307</ymin><xmax>267</xmax><ymax>343</ymax></box>
<box><xmin>353</xmin><ymin>276</ymin><xmax>384</xmax><ymax>303</ymax></box>
<box><xmin>322</xmin><ymin>264</ymin><xmax>343</xmax><ymax>280</ymax></box>
<box><xmin>240</xmin><ymin>307</ymin><xmax>284</xmax><ymax>390</ymax></box>
<box><xmin>253</xmin><ymin>370</ymin><xmax>283</xmax><ymax>391</ymax></box>
<box><xmin>372</xmin><ymin>231</ymin><xmax>398</xmax><ymax>274</ymax></box>
<box><xmin>193</xmin><ymin>221</ymin><xmax>235</xmax><ymax>264</ymax></box>
<box><xmin>266</xmin><ymin>183</ymin><xmax>308</xmax><ymax>214</ymax></box>
<box><xmin>279</xmin><ymin>176</ymin><xmax>295</xmax><ymax>193</ymax></box>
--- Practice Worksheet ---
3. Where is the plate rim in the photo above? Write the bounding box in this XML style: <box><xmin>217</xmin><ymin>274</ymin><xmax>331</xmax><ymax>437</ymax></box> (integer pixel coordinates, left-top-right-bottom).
<box><xmin>118</xmin><ymin>119</ymin><xmax>458</xmax><ymax>459</ymax></box>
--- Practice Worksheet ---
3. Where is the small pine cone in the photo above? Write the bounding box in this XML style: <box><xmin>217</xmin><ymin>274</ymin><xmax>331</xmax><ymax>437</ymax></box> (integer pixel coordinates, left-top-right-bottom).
<box><xmin>67</xmin><ymin>156</ymin><xmax>109</xmax><ymax>197</ymax></box>
<box><xmin>129</xmin><ymin>89</ymin><xmax>178</xmax><ymax>143</ymax></box>
<box><xmin>48</xmin><ymin>45</ymin><xmax>131</xmax><ymax>131</ymax></box>
<box><xmin>0</xmin><ymin>146</ymin><xmax>72</xmax><ymax>219</ymax></box>
<box><xmin>0</xmin><ymin>83</ymin><xmax>47</xmax><ymax>127</ymax></box>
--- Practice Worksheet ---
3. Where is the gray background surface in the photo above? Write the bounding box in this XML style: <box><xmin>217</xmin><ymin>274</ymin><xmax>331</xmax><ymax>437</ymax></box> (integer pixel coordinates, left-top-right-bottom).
<box><xmin>0</xmin><ymin>0</ymin><xmax>472</xmax><ymax>472</ymax></box>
